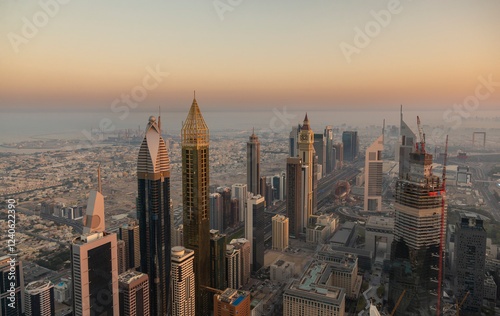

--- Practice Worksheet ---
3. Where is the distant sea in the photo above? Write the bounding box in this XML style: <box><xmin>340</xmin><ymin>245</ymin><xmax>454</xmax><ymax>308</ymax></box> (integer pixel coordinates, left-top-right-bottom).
<box><xmin>2</xmin><ymin>109</ymin><xmax>500</xmax><ymax>152</ymax></box>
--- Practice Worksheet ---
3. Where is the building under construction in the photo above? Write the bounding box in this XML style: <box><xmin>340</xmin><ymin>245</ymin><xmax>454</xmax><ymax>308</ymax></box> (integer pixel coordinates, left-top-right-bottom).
<box><xmin>389</xmin><ymin>121</ymin><xmax>446</xmax><ymax>315</ymax></box>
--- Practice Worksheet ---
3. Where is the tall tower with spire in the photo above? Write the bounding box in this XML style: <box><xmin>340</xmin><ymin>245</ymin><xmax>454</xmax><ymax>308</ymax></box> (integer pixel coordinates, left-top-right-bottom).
<box><xmin>182</xmin><ymin>93</ymin><xmax>211</xmax><ymax>316</ymax></box>
<box><xmin>247</xmin><ymin>128</ymin><xmax>261</xmax><ymax>195</ymax></box>
<box><xmin>298</xmin><ymin>114</ymin><xmax>314</xmax><ymax>230</ymax></box>
<box><xmin>137</xmin><ymin>115</ymin><xmax>171</xmax><ymax>316</ymax></box>
<box><xmin>83</xmin><ymin>165</ymin><xmax>105</xmax><ymax>234</ymax></box>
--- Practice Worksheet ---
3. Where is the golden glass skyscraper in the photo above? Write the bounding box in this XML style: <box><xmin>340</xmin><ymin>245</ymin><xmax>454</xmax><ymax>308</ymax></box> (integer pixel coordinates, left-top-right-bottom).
<box><xmin>182</xmin><ymin>94</ymin><xmax>211</xmax><ymax>315</ymax></box>
<box><xmin>298</xmin><ymin>114</ymin><xmax>314</xmax><ymax>230</ymax></box>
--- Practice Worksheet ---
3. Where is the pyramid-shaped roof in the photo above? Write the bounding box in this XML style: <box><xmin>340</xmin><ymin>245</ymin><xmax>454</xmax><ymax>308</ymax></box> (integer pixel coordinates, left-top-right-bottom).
<box><xmin>182</xmin><ymin>96</ymin><xmax>209</xmax><ymax>146</ymax></box>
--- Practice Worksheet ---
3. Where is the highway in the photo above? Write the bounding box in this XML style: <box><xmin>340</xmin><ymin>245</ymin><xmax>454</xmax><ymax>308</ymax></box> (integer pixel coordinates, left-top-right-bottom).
<box><xmin>263</xmin><ymin>164</ymin><xmax>362</xmax><ymax>241</ymax></box>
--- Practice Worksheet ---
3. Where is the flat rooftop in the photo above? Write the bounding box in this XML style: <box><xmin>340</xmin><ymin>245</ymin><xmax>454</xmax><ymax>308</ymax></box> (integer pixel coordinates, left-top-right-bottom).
<box><xmin>118</xmin><ymin>270</ymin><xmax>147</xmax><ymax>285</ymax></box>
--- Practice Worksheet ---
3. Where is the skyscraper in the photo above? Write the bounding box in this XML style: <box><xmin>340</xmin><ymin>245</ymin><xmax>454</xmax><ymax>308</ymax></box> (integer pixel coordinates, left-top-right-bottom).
<box><xmin>313</xmin><ymin>133</ymin><xmax>326</xmax><ymax>177</ymax></box>
<box><xmin>210</xmin><ymin>230</ymin><xmax>227</xmax><ymax>291</ymax></box>
<box><xmin>118</xmin><ymin>270</ymin><xmax>149</xmax><ymax>316</ymax></box>
<box><xmin>389</xmin><ymin>135</ymin><xmax>446</xmax><ymax>315</ymax></box>
<box><xmin>231</xmin><ymin>184</ymin><xmax>247</xmax><ymax>224</ymax></box>
<box><xmin>137</xmin><ymin>115</ymin><xmax>171</xmax><ymax>316</ymax></box>
<box><xmin>298</xmin><ymin>114</ymin><xmax>314</xmax><ymax>229</ymax></box>
<box><xmin>454</xmin><ymin>213</ymin><xmax>486</xmax><ymax>314</ymax></box>
<box><xmin>171</xmin><ymin>247</ymin><xmax>196</xmax><ymax>316</ymax></box>
<box><xmin>117</xmin><ymin>240</ymin><xmax>127</xmax><ymax>274</ymax></box>
<box><xmin>225</xmin><ymin>245</ymin><xmax>241</xmax><ymax>290</ymax></box>
<box><xmin>289</xmin><ymin>124</ymin><xmax>301</xmax><ymax>158</ymax></box>
<box><xmin>229</xmin><ymin>238</ymin><xmax>251</xmax><ymax>286</ymax></box>
<box><xmin>217</xmin><ymin>187</ymin><xmax>232</xmax><ymax>232</ymax></box>
<box><xmin>272</xmin><ymin>215</ymin><xmax>289</xmax><ymax>251</ymax></box>
<box><xmin>245</xmin><ymin>195</ymin><xmax>265</xmax><ymax>272</ymax></box>
<box><xmin>71</xmin><ymin>232</ymin><xmax>119</xmax><ymax>316</ymax></box>
<box><xmin>119</xmin><ymin>221</ymin><xmax>140</xmax><ymax>271</ymax></box>
<box><xmin>24</xmin><ymin>280</ymin><xmax>54</xmax><ymax>316</ymax></box>
<box><xmin>333</xmin><ymin>142</ymin><xmax>343</xmax><ymax>169</ymax></box>
<box><xmin>342</xmin><ymin>131</ymin><xmax>358</xmax><ymax>162</ymax></box>
<box><xmin>182</xmin><ymin>95</ymin><xmax>211</xmax><ymax>316</ymax></box>
<box><xmin>324</xmin><ymin>126</ymin><xmax>334</xmax><ymax>174</ymax></box>
<box><xmin>286</xmin><ymin>157</ymin><xmax>303</xmax><ymax>237</ymax></box>
<box><xmin>364</xmin><ymin>129</ymin><xmax>384</xmax><ymax>212</ymax></box>
<box><xmin>398</xmin><ymin>106</ymin><xmax>417</xmax><ymax>177</ymax></box>
<box><xmin>209</xmin><ymin>193</ymin><xmax>223</xmax><ymax>232</ymax></box>
<box><xmin>247</xmin><ymin>128</ymin><xmax>261</xmax><ymax>195</ymax></box>
<box><xmin>0</xmin><ymin>255</ymin><xmax>25</xmax><ymax>316</ymax></box>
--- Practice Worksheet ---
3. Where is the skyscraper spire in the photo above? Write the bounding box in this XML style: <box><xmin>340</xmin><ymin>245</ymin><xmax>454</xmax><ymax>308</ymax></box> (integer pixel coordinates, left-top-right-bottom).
<box><xmin>98</xmin><ymin>164</ymin><xmax>101</xmax><ymax>193</ymax></box>
<box><xmin>158</xmin><ymin>105</ymin><xmax>161</xmax><ymax>134</ymax></box>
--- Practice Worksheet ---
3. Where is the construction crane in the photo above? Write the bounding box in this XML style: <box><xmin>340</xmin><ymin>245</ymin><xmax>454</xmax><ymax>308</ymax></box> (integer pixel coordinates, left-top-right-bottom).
<box><xmin>436</xmin><ymin>135</ymin><xmax>448</xmax><ymax>316</ymax></box>
<box><xmin>390</xmin><ymin>290</ymin><xmax>406</xmax><ymax>316</ymax></box>
<box><xmin>416</xmin><ymin>116</ymin><xmax>425</xmax><ymax>152</ymax></box>
<box><xmin>456</xmin><ymin>291</ymin><xmax>470</xmax><ymax>316</ymax></box>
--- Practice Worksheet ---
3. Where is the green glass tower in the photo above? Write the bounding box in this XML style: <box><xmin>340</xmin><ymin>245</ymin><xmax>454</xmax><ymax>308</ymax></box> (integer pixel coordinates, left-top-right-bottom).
<box><xmin>182</xmin><ymin>94</ymin><xmax>211</xmax><ymax>315</ymax></box>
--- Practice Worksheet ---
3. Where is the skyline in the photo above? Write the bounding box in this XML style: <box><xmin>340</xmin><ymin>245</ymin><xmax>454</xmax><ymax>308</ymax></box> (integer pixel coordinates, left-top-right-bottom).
<box><xmin>2</xmin><ymin>1</ymin><xmax>500</xmax><ymax>111</ymax></box>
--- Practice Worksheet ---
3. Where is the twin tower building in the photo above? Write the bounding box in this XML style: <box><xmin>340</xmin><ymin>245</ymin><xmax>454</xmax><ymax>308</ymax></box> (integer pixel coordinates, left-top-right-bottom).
<box><xmin>71</xmin><ymin>95</ymin><xmax>213</xmax><ymax>315</ymax></box>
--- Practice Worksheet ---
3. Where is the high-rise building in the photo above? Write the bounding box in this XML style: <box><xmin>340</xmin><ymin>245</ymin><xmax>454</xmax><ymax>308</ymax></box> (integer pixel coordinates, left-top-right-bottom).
<box><xmin>0</xmin><ymin>255</ymin><xmax>25</xmax><ymax>316</ymax></box>
<box><xmin>342</xmin><ymin>131</ymin><xmax>358</xmax><ymax>162</ymax></box>
<box><xmin>325</xmin><ymin>126</ymin><xmax>334</xmax><ymax>174</ymax></box>
<box><xmin>230</xmin><ymin>198</ymin><xmax>239</xmax><ymax>228</ymax></box>
<box><xmin>217</xmin><ymin>187</ymin><xmax>232</xmax><ymax>232</ymax></box>
<box><xmin>231</xmin><ymin>184</ymin><xmax>247</xmax><ymax>224</ymax></box>
<box><xmin>313</xmin><ymin>133</ymin><xmax>326</xmax><ymax>177</ymax></box>
<box><xmin>245</xmin><ymin>195</ymin><xmax>265</xmax><ymax>272</ymax></box>
<box><xmin>333</xmin><ymin>142</ymin><xmax>343</xmax><ymax>169</ymax></box>
<box><xmin>137</xmin><ymin>115</ymin><xmax>171</xmax><ymax>316</ymax></box>
<box><xmin>118</xmin><ymin>270</ymin><xmax>149</xmax><ymax>316</ymax></box>
<box><xmin>210</xmin><ymin>230</ymin><xmax>227</xmax><ymax>291</ymax></box>
<box><xmin>298</xmin><ymin>114</ymin><xmax>314</xmax><ymax>230</ymax></box>
<box><xmin>271</xmin><ymin>174</ymin><xmax>284</xmax><ymax>201</ymax></box>
<box><xmin>301</xmin><ymin>164</ymin><xmax>311</xmax><ymax>231</ymax></box>
<box><xmin>272</xmin><ymin>215</ymin><xmax>289</xmax><ymax>251</ymax></box>
<box><xmin>173</xmin><ymin>224</ymin><xmax>183</xmax><ymax>247</ymax></box>
<box><xmin>71</xmin><ymin>232</ymin><xmax>119</xmax><ymax>316</ymax></box>
<box><xmin>83</xmin><ymin>167</ymin><xmax>105</xmax><ymax>234</ymax></box>
<box><xmin>247</xmin><ymin>129</ymin><xmax>261</xmax><ymax>196</ymax></box>
<box><xmin>182</xmin><ymin>95</ymin><xmax>211</xmax><ymax>316</ymax></box>
<box><xmin>213</xmin><ymin>289</ymin><xmax>251</xmax><ymax>316</ymax></box>
<box><xmin>25</xmin><ymin>280</ymin><xmax>54</xmax><ymax>316</ymax></box>
<box><xmin>229</xmin><ymin>238</ymin><xmax>251</xmax><ymax>286</ymax></box>
<box><xmin>225</xmin><ymin>245</ymin><xmax>241</xmax><ymax>290</ymax></box>
<box><xmin>454</xmin><ymin>213</ymin><xmax>486</xmax><ymax>314</ymax></box>
<box><xmin>117</xmin><ymin>240</ymin><xmax>127</xmax><ymax>274</ymax></box>
<box><xmin>289</xmin><ymin>124</ymin><xmax>301</xmax><ymax>158</ymax></box>
<box><xmin>171</xmin><ymin>247</ymin><xmax>196</xmax><ymax>316</ymax></box>
<box><xmin>389</xmin><ymin>136</ymin><xmax>446</xmax><ymax>315</ymax></box>
<box><xmin>265</xmin><ymin>181</ymin><xmax>273</xmax><ymax>207</ymax></box>
<box><xmin>259</xmin><ymin>176</ymin><xmax>266</xmax><ymax>198</ymax></box>
<box><xmin>398</xmin><ymin>107</ymin><xmax>417</xmax><ymax>177</ymax></box>
<box><xmin>119</xmin><ymin>221</ymin><xmax>140</xmax><ymax>271</ymax></box>
<box><xmin>286</xmin><ymin>157</ymin><xmax>303</xmax><ymax>237</ymax></box>
<box><xmin>209</xmin><ymin>193</ymin><xmax>223</xmax><ymax>232</ymax></box>
<box><xmin>364</xmin><ymin>130</ymin><xmax>384</xmax><ymax>212</ymax></box>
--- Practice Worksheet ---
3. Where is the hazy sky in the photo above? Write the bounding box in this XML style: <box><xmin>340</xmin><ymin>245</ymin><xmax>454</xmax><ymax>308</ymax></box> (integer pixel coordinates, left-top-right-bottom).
<box><xmin>1</xmin><ymin>0</ymin><xmax>500</xmax><ymax>111</ymax></box>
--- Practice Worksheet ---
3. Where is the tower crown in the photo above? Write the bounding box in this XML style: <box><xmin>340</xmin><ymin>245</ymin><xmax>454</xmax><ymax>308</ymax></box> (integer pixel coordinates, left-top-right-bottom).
<box><xmin>181</xmin><ymin>95</ymin><xmax>209</xmax><ymax>147</ymax></box>
<box><xmin>137</xmin><ymin>116</ymin><xmax>170</xmax><ymax>175</ymax></box>
<box><xmin>301</xmin><ymin>113</ymin><xmax>311</xmax><ymax>130</ymax></box>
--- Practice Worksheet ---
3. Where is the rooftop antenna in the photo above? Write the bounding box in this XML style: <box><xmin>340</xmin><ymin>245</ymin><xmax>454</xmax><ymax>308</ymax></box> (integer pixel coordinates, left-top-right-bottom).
<box><xmin>98</xmin><ymin>164</ymin><xmax>102</xmax><ymax>193</ymax></box>
<box><xmin>158</xmin><ymin>105</ymin><xmax>161</xmax><ymax>135</ymax></box>
<box><xmin>382</xmin><ymin>119</ymin><xmax>386</xmax><ymax>145</ymax></box>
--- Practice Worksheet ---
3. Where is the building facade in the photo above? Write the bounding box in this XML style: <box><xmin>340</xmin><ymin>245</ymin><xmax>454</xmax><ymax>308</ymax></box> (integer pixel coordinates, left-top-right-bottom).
<box><xmin>136</xmin><ymin>115</ymin><xmax>171</xmax><ymax>315</ymax></box>
<box><xmin>0</xmin><ymin>255</ymin><xmax>25</xmax><ymax>316</ymax></box>
<box><xmin>247</xmin><ymin>129</ymin><xmax>261</xmax><ymax>196</ymax></box>
<box><xmin>225</xmin><ymin>245</ymin><xmax>241</xmax><ymax>290</ymax></box>
<box><xmin>364</xmin><ymin>132</ymin><xmax>384</xmax><ymax>212</ymax></box>
<box><xmin>71</xmin><ymin>232</ymin><xmax>119</xmax><ymax>316</ymax></box>
<box><xmin>229</xmin><ymin>239</ymin><xmax>251</xmax><ymax>286</ymax></box>
<box><xmin>171</xmin><ymin>247</ymin><xmax>196</xmax><ymax>316</ymax></box>
<box><xmin>119</xmin><ymin>222</ymin><xmax>140</xmax><ymax>271</ymax></box>
<box><xmin>210</xmin><ymin>230</ymin><xmax>227</xmax><ymax>291</ymax></box>
<box><xmin>213</xmin><ymin>289</ymin><xmax>251</xmax><ymax>316</ymax></box>
<box><xmin>286</xmin><ymin>157</ymin><xmax>303</xmax><ymax>237</ymax></box>
<box><xmin>342</xmin><ymin>131</ymin><xmax>358</xmax><ymax>162</ymax></box>
<box><xmin>272</xmin><ymin>215</ymin><xmax>289</xmax><ymax>251</ymax></box>
<box><xmin>298</xmin><ymin>114</ymin><xmax>315</xmax><ymax>231</ymax></box>
<box><xmin>24</xmin><ymin>280</ymin><xmax>54</xmax><ymax>316</ymax></box>
<box><xmin>182</xmin><ymin>96</ymin><xmax>211</xmax><ymax>315</ymax></box>
<box><xmin>245</xmin><ymin>195</ymin><xmax>265</xmax><ymax>272</ymax></box>
<box><xmin>118</xmin><ymin>270</ymin><xmax>149</xmax><ymax>316</ymax></box>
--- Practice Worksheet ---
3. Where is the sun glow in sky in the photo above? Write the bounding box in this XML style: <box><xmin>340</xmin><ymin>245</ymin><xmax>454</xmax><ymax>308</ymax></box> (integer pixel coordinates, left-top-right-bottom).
<box><xmin>1</xmin><ymin>0</ymin><xmax>500</xmax><ymax>111</ymax></box>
